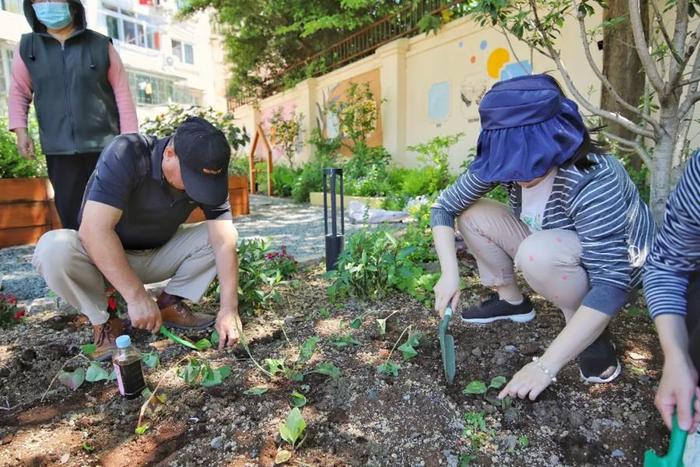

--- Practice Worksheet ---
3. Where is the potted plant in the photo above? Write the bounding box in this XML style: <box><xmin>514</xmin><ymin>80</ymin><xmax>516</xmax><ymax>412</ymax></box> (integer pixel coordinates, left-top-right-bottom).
<box><xmin>0</xmin><ymin>117</ymin><xmax>58</xmax><ymax>248</ymax></box>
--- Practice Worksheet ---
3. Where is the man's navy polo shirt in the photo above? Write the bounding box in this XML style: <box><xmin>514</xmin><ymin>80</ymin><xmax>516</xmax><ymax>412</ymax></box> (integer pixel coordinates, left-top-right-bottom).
<box><xmin>79</xmin><ymin>133</ymin><xmax>230</xmax><ymax>250</ymax></box>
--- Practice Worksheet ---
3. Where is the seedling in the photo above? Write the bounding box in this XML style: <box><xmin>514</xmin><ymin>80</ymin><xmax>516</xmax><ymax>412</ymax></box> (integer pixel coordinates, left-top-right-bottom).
<box><xmin>178</xmin><ymin>357</ymin><xmax>231</xmax><ymax>387</ymax></box>
<box><xmin>142</xmin><ymin>351</ymin><xmax>160</xmax><ymax>369</ymax></box>
<box><xmin>160</xmin><ymin>326</ymin><xmax>213</xmax><ymax>351</ymax></box>
<box><xmin>58</xmin><ymin>367</ymin><xmax>86</xmax><ymax>391</ymax></box>
<box><xmin>331</xmin><ymin>334</ymin><xmax>361</xmax><ymax>348</ymax></box>
<box><xmin>518</xmin><ymin>436</ymin><xmax>529</xmax><ymax>448</ymax></box>
<box><xmin>376</xmin><ymin>311</ymin><xmax>399</xmax><ymax>336</ymax></box>
<box><xmin>463</xmin><ymin>376</ymin><xmax>511</xmax><ymax>409</ymax></box>
<box><xmin>244</xmin><ymin>386</ymin><xmax>269</xmax><ymax>396</ymax></box>
<box><xmin>85</xmin><ymin>361</ymin><xmax>116</xmax><ymax>383</ymax></box>
<box><xmin>279</xmin><ymin>407</ymin><xmax>307</xmax><ymax>448</ymax></box>
<box><xmin>312</xmin><ymin>362</ymin><xmax>341</xmax><ymax>380</ymax></box>
<box><xmin>376</xmin><ymin>325</ymin><xmax>411</xmax><ymax>378</ymax></box>
<box><xmin>398</xmin><ymin>331</ymin><xmax>422</xmax><ymax>360</ymax></box>
<box><xmin>82</xmin><ymin>442</ymin><xmax>95</xmax><ymax>453</ymax></box>
<box><xmin>462</xmin><ymin>411</ymin><xmax>493</xmax><ymax>450</ymax></box>
<box><xmin>135</xmin><ymin>424</ymin><xmax>150</xmax><ymax>435</ymax></box>
<box><xmin>318</xmin><ymin>307</ymin><xmax>331</xmax><ymax>319</ymax></box>
<box><xmin>290</xmin><ymin>390</ymin><xmax>307</xmax><ymax>408</ymax></box>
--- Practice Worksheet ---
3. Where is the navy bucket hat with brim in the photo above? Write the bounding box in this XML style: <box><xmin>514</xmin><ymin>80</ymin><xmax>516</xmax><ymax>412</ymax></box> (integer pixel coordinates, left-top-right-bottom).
<box><xmin>470</xmin><ymin>74</ymin><xmax>587</xmax><ymax>183</ymax></box>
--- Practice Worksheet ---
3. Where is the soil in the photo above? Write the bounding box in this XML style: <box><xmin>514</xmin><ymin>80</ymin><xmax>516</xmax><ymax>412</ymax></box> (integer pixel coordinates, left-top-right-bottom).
<box><xmin>0</xmin><ymin>259</ymin><xmax>668</xmax><ymax>467</ymax></box>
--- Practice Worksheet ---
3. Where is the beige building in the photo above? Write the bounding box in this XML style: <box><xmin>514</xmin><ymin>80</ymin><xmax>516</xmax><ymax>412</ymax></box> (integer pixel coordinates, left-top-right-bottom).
<box><xmin>0</xmin><ymin>0</ymin><xmax>228</xmax><ymax>123</ymax></box>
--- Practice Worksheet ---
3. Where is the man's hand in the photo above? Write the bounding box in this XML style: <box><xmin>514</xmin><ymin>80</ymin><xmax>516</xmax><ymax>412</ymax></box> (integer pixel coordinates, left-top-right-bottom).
<box><xmin>126</xmin><ymin>293</ymin><xmax>162</xmax><ymax>334</ymax></box>
<box><xmin>656</xmin><ymin>355</ymin><xmax>700</xmax><ymax>432</ymax></box>
<box><xmin>14</xmin><ymin>128</ymin><xmax>35</xmax><ymax>159</ymax></box>
<box><xmin>215</xmin><ymin>310</ymin><xmax>242</xmax><ymax>349</ymax></box>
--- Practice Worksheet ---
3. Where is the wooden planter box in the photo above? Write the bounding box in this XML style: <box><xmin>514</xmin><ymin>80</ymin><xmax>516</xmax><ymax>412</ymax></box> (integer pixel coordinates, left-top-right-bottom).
<box><xmin>309</xmin><ymin>192</ymin><xmax>385</xmax><ymax>209</ymax></box>
<box><xmin>0</xmin><ymin>177</ymin><xmax>60</xmax><ymax>248</ymax></box>
<box><xmin>185</xmin><ymin>175</ymin><xmax>250</xmax><ymax>223</ymax></box>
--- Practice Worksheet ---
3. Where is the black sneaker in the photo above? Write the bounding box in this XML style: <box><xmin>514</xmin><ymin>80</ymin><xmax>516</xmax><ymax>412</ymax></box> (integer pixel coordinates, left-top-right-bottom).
<box><xmin>577</xmin><ymin>328</ymin><xmax>622</xmax><ymax>383</ymax></box>
<box><xmin>461</xmin><ymin>293</ymin><xmax>536</xmax><ymax>324</ymax></box>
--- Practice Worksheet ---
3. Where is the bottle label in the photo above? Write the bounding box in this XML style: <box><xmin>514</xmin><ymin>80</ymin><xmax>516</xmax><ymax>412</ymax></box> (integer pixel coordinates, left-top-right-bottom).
<box><xmin>114</xmin><ymin>363</ymin><xmax>125</xmax><ymax>396</ymax></box>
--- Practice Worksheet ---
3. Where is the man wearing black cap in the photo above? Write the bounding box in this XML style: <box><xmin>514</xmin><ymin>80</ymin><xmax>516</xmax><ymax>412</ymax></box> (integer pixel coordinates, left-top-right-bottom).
<box><xmin>32</xmin><ymin>117</ymin><xmax>242</xmax><ymax>360</ymax></box>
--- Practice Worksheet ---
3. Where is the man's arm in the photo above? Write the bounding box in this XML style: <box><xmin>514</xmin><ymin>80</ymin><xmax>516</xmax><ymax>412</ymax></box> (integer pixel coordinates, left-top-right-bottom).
<box><xmin>207</xmin><ymin>213</ymin><xmax>241</xmax><ymax>349</ymax></box>
<box><xmin>79</xmin><ymin>200</ymin><xmax>162</xmax><ymax>333</ymax></box>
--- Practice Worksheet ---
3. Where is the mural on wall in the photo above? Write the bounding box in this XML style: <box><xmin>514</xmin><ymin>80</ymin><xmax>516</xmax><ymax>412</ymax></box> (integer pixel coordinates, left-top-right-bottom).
<box><xmin>257</xmin><ymin>100</ymin><xmax>303</xmax><ymax>161</ymax></box>
<box><xmin>458</xmin><ymin>39</ymin><xmax>533</xmax><ymax>122</ymax></box>
<box><xmin>428</xmin><ymin>81</ymin><xmax>451</xmax><ymax>123</ymax></box>
<box><xmin>318</xmin><ymin>68</ymin><xmax>383</xmax><ymax>155</ymax></box>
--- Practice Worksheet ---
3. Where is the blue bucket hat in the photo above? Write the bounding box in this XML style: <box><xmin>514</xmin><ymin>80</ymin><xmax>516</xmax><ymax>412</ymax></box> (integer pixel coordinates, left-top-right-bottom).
<box><xmin>470</xmin><ymin>74</ymin><xmax>587</xmax><ymax>183</ymax></box>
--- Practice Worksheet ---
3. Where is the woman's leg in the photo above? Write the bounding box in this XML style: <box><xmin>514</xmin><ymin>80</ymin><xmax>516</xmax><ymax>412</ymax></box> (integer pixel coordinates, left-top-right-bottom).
<box><xmin>456</xmin><ymin>199</ymin><xmax>535</xmax><ymax>323</ymax></box>
<box><xmin>515</xmin><ymin>229</ymin><xmax>621</xmax><ymax>382</ymax></box>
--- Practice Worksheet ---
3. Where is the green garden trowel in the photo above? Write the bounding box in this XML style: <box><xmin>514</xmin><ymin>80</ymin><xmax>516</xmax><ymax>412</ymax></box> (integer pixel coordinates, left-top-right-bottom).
<box><xmin>439</xmin><ymin>305</ymin><xmax>456</xmax><ymax>384</ymax></box>
<box><xmin>644</xmin><ymin>413</ymin><xmax>692</xmax><ymax>467</ymax></box>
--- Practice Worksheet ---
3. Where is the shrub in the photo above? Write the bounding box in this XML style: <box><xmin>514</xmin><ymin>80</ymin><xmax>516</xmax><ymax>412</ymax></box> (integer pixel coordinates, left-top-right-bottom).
<box><xmin>269</xmin><ymin>109</ymin><xmax>302</xmax><ymax>169</ymax></box>
<box><xmin>0</xmin><ymin>293</ymin><xmax>26</xmax><ymax>328</ymax></box>
<box><xmin>229</xmin><ymin>152</ymin><xmax>249</xmax><ymax>176</ymax></box>
<box><xmin>0</xmin><ymin>116</ymin><xmax>46</xmax><ymax>179</ymax></box>
<box><xmin>271</xmin><ymin>165</ymin><xmax>299</xmax><ymax>197</ymax></box>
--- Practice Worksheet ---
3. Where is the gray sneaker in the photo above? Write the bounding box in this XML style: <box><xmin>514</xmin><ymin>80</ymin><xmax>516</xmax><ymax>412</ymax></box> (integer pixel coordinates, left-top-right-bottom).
<box><xmin>461</xmin><ymin>293</ymin><xmax>536</xmax><ymax>324</ymax></box>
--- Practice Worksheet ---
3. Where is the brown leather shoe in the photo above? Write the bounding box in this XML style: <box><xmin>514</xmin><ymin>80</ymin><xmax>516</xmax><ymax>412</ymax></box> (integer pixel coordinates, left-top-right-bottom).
<box><xmin>91</xmin><ymin>315</ymin><xmax>125</xmax><ymax>361</ymax></box>
<box><xmin>160</xmin><ymin>301</ymin><xmax>214</xmax><ymax>330</ymax></box>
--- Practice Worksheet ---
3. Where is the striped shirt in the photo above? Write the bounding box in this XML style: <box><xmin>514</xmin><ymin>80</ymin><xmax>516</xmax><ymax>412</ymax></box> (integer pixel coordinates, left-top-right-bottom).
<box><xmin>431</xmin><ymin>153</ymin><xmax>656</xmax><ymax>316</ymax></box>
<box><xmin>644</xmin><ymin>150</ymin><xmax>700</xmax><ymax>319</ymax></box>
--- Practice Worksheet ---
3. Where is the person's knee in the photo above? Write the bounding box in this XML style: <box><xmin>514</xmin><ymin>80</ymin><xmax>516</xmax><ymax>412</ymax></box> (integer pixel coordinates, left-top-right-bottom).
<box><xmin>456</xmin><ymin>199</ymin><xmax>505</xmax><ymax>234</ymax></box>
<box><xmin>514</xmin><ymin>232</ymin><xmax>563</xmax><ymax>280</ymax></box>
<box><xmin>33</xmin><ymin>229</ymin><xmax>82</xmax><ymax>275</ymax></box>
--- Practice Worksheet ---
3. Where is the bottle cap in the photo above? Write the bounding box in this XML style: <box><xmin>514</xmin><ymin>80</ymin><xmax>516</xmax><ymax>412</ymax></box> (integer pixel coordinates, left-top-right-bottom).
<box><xmin>115</xmin><ymin>335</ymin><xmax>132</xmax><ymax>349</ymax></box>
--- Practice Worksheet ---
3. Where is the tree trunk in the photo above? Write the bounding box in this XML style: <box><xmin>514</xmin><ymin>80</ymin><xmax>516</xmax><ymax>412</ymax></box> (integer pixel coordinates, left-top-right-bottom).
<box><xmin>601</xmin><ymin>0</ymin><xmax>648</xmax><ymax>166</ymax></box>
<box><xmin>650</xmin><ymin>108</ymin><xmax>682</xmax><ymax>222</ymax></box>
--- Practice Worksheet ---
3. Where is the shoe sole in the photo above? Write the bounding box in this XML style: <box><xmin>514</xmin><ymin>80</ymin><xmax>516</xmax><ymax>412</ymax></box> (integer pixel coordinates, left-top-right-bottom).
<box><xmin>579</xmin><ymin>360</ymin><xmax>622</xmax><ymax>383</ymax></box>
<box><xmin>461</xmin><ymin>309</ymin><xmax>536</xmax><ymax>324</ymax></box>
<box><xmin>162</xmin><ymin>319</ymin><xmax>215</xmax><ymax>331</ymax></box>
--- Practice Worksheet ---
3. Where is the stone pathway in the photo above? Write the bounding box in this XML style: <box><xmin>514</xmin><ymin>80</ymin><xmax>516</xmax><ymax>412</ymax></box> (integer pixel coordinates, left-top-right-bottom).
<box><xmin>0</xmin><ymin>195</ymin><xmax>372</xmax><ymax>304</ymax></box>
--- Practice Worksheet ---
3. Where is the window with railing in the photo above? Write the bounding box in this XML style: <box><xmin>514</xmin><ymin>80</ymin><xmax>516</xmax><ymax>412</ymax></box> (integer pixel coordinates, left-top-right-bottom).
<box><xmin>0</xmin><ymin>0</ymin><xmax>21</xmax><ymax>14</ymax></box>
<box><xmin>101</xmin><ymin>3</ymin><xmax>160</xmax><ymax>50</ymax></box>
<box><xmin>171</xmin><ymin>40</ymin><xmax>194</xmax><ymax>65</ymax></box>
<box><xmin>127</xmin><ymin>71</ymin><xmax>201</xmax><ymax>106</ymax></box>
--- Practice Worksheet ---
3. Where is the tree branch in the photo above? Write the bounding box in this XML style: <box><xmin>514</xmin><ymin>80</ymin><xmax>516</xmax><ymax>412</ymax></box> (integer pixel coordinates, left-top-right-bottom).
<box><xmin>668</xmin><ymin>0</ymin><xmax>691</xmax><ymax>88</ymax></box>
<box><xmin>628</xmin><ymin>0</ymin><xmax>666</xmax><ymax>93</ymax></box>
<box><xmin>527</xmin><ymin>0</ymin><xmax>656</xmax><ymax>139</ymax></box>
<box><xmin>649</xmin><ymin>0</ymin><xmax>681</xmax><ymax>63</ymax></box>
<box><xmin>679</xmin><ymin>44</ymin><xmax>700</xmax><ymax>118</ymax></box>
<box><xmin>603</xmin><ymin>130</ymin><xmax>653</xmax><ymax>167</ymax></box>
<box><xmin>573</xmin><ymin>1</ymin><xmax>659</xmax><ymax>131</ymax></box>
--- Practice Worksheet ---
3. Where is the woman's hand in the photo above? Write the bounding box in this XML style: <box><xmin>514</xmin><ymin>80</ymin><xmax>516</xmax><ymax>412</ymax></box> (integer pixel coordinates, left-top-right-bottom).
<box><xmin>498</xmin><ymin>360</ymin><xmax>556</xmax><ymax>401</ymax></box>
<box><xmin>655</xmin><ymin>354</ymin><xmax>700</xmax><ymax>432</ymax></box>
<box><xmin>14</xmin><ymin>128</ymin><xmax>35</xmax><ymax>159</ymax></box>
<box><xmin>434</xmin><ymin>273</ymin><xmax>460</xmax><ymax>317</ymax></box>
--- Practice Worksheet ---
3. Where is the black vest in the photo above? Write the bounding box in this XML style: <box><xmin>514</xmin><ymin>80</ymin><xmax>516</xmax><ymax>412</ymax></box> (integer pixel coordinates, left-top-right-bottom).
<box><xmin>19</xmin><ymin>30</ymin><xmax>121</xmax><ymax>155</ymax></box>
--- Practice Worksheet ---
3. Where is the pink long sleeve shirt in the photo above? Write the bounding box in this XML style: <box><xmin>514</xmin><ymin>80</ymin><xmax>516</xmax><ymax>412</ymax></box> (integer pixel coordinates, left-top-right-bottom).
<box><xmin>8</xmin><ymin>42</ymin><xmax>139</xmax><ymax>133</ymax></box>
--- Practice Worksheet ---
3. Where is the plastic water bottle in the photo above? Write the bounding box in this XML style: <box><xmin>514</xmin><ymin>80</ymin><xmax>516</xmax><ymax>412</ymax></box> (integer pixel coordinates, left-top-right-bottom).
<box><xmin>113</xmin><ymin>335</ymin><xmax>146</xmax><ymax>399</ymax></box>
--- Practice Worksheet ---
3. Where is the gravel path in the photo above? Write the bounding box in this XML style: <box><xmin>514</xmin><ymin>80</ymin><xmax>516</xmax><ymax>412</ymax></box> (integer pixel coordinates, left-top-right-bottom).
<box><xmin>0</xmin><ymin>195</ymin><xmax>376</xmax><ymax>305</ymax></box>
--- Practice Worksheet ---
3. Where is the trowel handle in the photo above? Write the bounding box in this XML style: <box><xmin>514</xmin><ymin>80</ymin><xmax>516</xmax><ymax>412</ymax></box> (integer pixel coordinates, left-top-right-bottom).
<box><xmin>667</xmin><ymin>414</ymin><xmax>690</xmax><ymax>462</ymax></box>
<box><xmin>444</xmin><ymin>306</ymin><xmax>453</xmax><ymax>319</ymax></box>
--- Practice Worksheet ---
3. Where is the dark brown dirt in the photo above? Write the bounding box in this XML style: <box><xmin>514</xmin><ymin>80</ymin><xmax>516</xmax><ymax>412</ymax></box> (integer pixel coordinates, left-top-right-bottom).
<box><xmin>0</xmin><ymin>260</ymin><xmax>668</xmax><ymax>466</ymax></box>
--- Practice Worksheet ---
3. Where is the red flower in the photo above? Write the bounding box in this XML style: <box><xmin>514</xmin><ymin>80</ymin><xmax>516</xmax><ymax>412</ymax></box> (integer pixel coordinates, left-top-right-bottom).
<box><xmin>14</xmin><ymin>310</ymin><xmax>26</xmax><ymax>320</ymax></box>
<box><xmin>6</xmin><ymin>295</ymin><xmax>17</xmax><ymax>305</ymax></box>
<box><xmin>107</xmin><ymin>296</ymin><xmax>117</xmax><ymax>311</ymax></box>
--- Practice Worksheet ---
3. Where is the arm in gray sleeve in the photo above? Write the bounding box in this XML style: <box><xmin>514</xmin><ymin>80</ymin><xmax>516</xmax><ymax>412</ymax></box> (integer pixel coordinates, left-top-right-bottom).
<box><xmin>430</xmin><ymin>170</ymin><xmax>496</xmax><ymax>228</ymax></box>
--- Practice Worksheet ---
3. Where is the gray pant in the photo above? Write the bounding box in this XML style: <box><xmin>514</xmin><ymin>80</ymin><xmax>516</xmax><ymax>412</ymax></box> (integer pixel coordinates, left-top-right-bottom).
<box><xmin>32</xmin><ymin>222</ymin><xmax>221</xmax><ymax>325</ymax></box>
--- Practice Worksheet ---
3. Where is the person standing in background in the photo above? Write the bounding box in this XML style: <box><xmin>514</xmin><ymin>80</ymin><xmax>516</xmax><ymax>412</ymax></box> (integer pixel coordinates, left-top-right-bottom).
<box><xmin>8</xmin><ymin>0</ymin><xmax>138</xmax><ymax>230</ymax></box>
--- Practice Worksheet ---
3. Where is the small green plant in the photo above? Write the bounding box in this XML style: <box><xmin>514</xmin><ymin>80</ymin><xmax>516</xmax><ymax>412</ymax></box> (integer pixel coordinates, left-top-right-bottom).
<box><xmin>376</xmin><ymin>325</ymin><xmax>412</xmax><ymax>378</ymax></box>
<box><xmin>462</xmin><ymin>411</ymin><xmax>494</xmax><ymax>450</ymax></box>
<box><xmin>244</xmin><ymin>386</ymin><xmax>269</xmax><ymax>396</ymax></box>
<box><xmin>398</xmin><ymin>332</ymin><xmax>422</xmax><ymax>360</ymax></box>
<box><xmin>178</xmin><ymin>357</ymin><xmax>232</xmax><ymax>387</ymax></box>
<box><xmin>264</xmin><ymin>336</ymin><xmax>340</xmax><ymax>382</ymax></box>
<box><xmin>269</xmin><ymin>108</ymin><xmax>303</xmax><ymax>169</ymax></box>
<box><xmin>279</xmin><ymin>407</ymin><xmax>307</xmax><ymax>448</ymax></box>
<box><xmin>290</xmin><ymin>390</ymin><xmax>307</xmax><ymax>408</ymax></box>
<box><xmin>265</xmin><ymin>245</ymin><xmax>298</xmax><ymax>279</ymax></box>
<box><xmin>270</xmin><ymin>165</ymin><xmax>300</xmax><ymax>197</ymax></box>
<box><xmin>330</xmin><ymin>334</ymin><xmax>361</xmax><ymax>348</ymax></box>
<box><xmin>518</xmin><ymin>435</ymin><xmax>529</xmax><ymax>448</ymax></box>
<box><xmin>462</xmin><ymin>376</ymin><xmax>507</xmax><ymax>395</ymax></box>
<box><xmin>0</xmin><ymin>293</ymin><xmax>26</xmax><ymax>329</ymax></box>
<box><xmin>0</xmin><ymin>115</ymin><xmax>46</xmax><ymax>178</ymax></box>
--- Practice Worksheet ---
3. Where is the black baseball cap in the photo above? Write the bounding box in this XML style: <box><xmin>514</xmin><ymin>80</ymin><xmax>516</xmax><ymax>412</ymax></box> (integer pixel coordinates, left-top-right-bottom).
<box><xmin>173</xmin><ymin>117</ymin><xmax>231</xmax><ymax>206</ymax></box>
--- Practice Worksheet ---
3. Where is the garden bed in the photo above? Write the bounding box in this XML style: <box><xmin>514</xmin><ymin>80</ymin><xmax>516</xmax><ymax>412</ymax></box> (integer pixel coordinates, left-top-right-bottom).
<box><xmin>0</xmin><ymin>257</ymin><xmax>669</xmax><ymax>466</ymax></box>
<box><xmin>0</xmin><ymin>178</ymin><xmax>61</xmax><ymax>248</ymax></box>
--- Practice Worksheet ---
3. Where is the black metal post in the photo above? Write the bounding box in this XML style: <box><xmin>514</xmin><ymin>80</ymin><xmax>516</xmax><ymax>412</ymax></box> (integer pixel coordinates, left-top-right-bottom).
<box><xmin>323</xmin><ymin>168</ymin><xmax>344</xmax><ymax>271</ymax></box>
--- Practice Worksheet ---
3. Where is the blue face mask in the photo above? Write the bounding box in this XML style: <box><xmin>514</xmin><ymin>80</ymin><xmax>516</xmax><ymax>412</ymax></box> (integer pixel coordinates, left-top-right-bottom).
<box><xmin>32</xmin><ymin>2</ymin><xmax>72</xmax><ymax>30</ymax></box>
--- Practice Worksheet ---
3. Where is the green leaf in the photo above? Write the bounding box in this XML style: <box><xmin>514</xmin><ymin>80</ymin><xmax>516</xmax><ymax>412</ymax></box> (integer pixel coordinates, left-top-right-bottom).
<box><xmin>463</xmin><ymin>380</ymin><xmax>488</xmax><ymax>395</ymax></box>
<box><xmin>142</xmin><ymin>352</ymin><xmax>160</xmax><ymax>369</ymax></box>
<box><xmin>107</xmin><ymin>369</ymin><xmax>117</xmax><ymax>381</ymax></box>
<box><xmin>218</xmin><ymin>366</ymin><xmax>232</xmax><ymax>379</ymax></box>
<box><xmin>489</xmin><ymin>376</ymin><xmax>507</xmax><ymax>390</ymax></box>
<box><xmin>313</xmin><ymin>362</ymin><xmax>341</xmax><ymax>380</ymax></box>
<box><xmin>376</xmin><ymin>318</ymin><xmax>387</xmax><ymax>336</ymax></box>
<box><xmin>58</xmin><ymin>368</ymin><xmax>86</xmax><ymax>391</ymax></box>
<box><xmin>194</xmin><ymin>338</ymin><xmax>212</xmax><ymax>351</ymax></box>
<box><xmin>518</xmin><ymin>435</ymin><xmax>529</xmax><ymax>448</ymax></box>
<box><xmin>398</xmin><ymin>342</ymin><xmax>418</xmax><ymax>360</ymax></box>
<box><xmin>80</xmin><ymin>343</ymin><xmax>97</xmax><ymax>355</ymax></box>
<box><xmin>350</xmin><ymin>317</ymin><xmax>362</xmax><ymax>329</ymax></box>
<box><xmin>244</xmin><ymin>386</ymin><xmax>269</xmax><ymax>396</ymax></box>
<box><xmin>279</xmin><ymin>407</ymin><xmax>306</xmax><ymax>446</ymax></box>
<box><xmin>377</xmin><ymin>362</ymin><xmax>400</xmax><ymax>377</ymax></box>
<box><xmin>331</xmin><ymin>334</ymin><xmax>361</xmax><ymax>348</ymax></box>
<box><xmin>265</xmin><ymin>358</ymin><xmax>285</xmax><ymax>376</ymax></box>
<box><xmin>85</xmin><ymin>362</ymin><xmax>111</xmax><ymax>382</ymax></box>
<box><xmin>82</xmin><ymin>442</ymin><xmax>95</xmax><ymax>452</ymax></box>
<box><xmin>135</xmin><ymin>424</ymin><xmax>150</xmax><ymax>435</ymax></box>
<box><xmin>211</xmin><ymin>330</ymin><xmax>220</xmax><ymax>346</ymax></box>
<box><xmin>290</xmin><ymin>390</ymin><xmax>307</xmax><ymax>408</ymax></box>
<box><xmin>297</xmin><ymin>336</ymin><xmax>319</xmax><ymax>364</ymax></box>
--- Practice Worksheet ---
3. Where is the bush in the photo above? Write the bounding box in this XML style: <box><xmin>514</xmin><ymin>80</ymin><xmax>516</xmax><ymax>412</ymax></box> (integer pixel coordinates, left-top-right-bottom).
<box><xmin>0</xmin><ymin>293</ymin><xmax>26</xmax><ymax>329</ymax></box>
<box><xmin>140</xmin><ymin>105</ymin><xmax>249</xmax><ymax>150</ymax></box>
<box><xmin>0</xmin><ymin>116</ymin><xmax>46</xmax><ymax>179</ymax></box>
<box><xmin>229</xmin><ymin>152</ymin><xmax>249</xmax><ymax>176</ymax></box>
<box><xmin>271</xmin><ymin>165</ymin><xmax>300</xmax><ymax>197</ymax></box>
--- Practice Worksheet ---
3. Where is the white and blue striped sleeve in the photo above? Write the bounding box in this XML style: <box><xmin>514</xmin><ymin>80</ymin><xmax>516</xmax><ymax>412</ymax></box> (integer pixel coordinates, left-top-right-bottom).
<box><xmin>569</xmin><ymin>169</ymin><xmax>632</xmax><ymax>315</ymax></box>
<box><xmin>430</xmin><ymin>170</ymin><xmax>496</xmax><ymax>228</ymax></box>
<box><xmin>644</xmin><ymin>151</ymin><xmax>700</xmax><ymax>319</ymax></box>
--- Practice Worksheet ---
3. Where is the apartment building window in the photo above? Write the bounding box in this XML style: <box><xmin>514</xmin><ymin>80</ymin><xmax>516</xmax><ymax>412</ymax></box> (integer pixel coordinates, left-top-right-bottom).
<box><xmin>101</xmin><ymin>4</ymin><xmax>160</xmax><ymax>50</ymax></box>
<box><xmin>127</xmin><ymin>71</ymin><xmax>201</xmax><ymax>106</ymax></box>
<box><xmin>0</xmin><ymin>46</ymin><xmax>13</xmax><ymax>99</ymax></box>
<box><xmin>171</xmin><ymin>40</ymin><xmax>194</xmax><ymax>65</ymax></box>
<box><xmin>0</xmin><ymin>0</ymin><xmax>21</xmax><ymax>14</ymax></box>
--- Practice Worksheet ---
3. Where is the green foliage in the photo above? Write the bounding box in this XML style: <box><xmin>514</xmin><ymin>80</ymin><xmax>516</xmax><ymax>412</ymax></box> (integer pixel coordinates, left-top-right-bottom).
<box><xmin>330</xmin><ymin>334</ymin><xmax>361</xmax><ymax>348</ymax></box>
<box><xmin>343</xmin><ymin>145</ymin><xmax>393</xmax><ymax>197</ymax></box>
<box><xmin>463</xmin><ymin>376</ymin><xmax>508</xmax><ymax>395</ymax></box>
<box><xmin>0</xmin><ymin>116</ymin><xmax>46</xmax><ymax>179</ymax></box>
<box><xmin>377</xmin><ymin>361</ymin><xmax>400</xmax><ymax>377</ymax></box>
<box><xmin>178</xmin><ymin>357</ymin><xmax>232</xmax><ymax>387</ymax></box>
<box><xmin>135</xmin><ymin>424</ymin><xmax>150</xmax><ymax>435</ymax></box>
<box><xmin>58</xmin><ymin>368</ymin><xmax>86</xmax><ymax>391</ymax></box>
<box><xmin>85</xmin><ymin>362</ymin><xmax>116</xmax><ymax>383</ymax></box>
<box><xmin>329</xmin><ymin>82</ymin><xmax>381</xmax><ymax>150</ymax></box>
<box><xmin>271</xmin><ymin>165</ymin><xmax>301</xmax><ymax>197</ymax></box>
<box><xmin>291</xmin><ymin>148</ymin><xmax>337</xmax><ymax>202</ymax></box>
<box><xmin>290</xmin><ymin>390</ymin><xmax>307</xmax><ymax>408</ymax></box>
<box><xmin>0</xmin><ymin>293</ymin><xmax>26</xmax><ymax>329</ymax></box>
<box><xmin>140</xmin><ymin>105</ymin><xmax>249</xmax><ymax>150</ymax></box>
<box><xmin>462</xmin><ymin>410</ymin><xmax>494</xmax><ymax>451</ymax></box>
<box><xmin>228</xmin><ymin>152</ymin><xmax>249</xmax><ymax>176</ymax></box>
<box><xmin>206</xmin><ymin>238</ymin><xmax>295</xmax><ymax>314</ymax></box>
<box><xmin>398</xmin><ymin>332</ymin><xmax>422</xmax><ymax>360</ymax></box>
<box><xmin>269</xmin><ymin>109</ymin><xmax>302</xmax><ymax>169</ymax></box>
<box><xmin>143</xmin><ymin>352</ymin><xmax>160</xmax><ymax>369</ymax></box>
<box><xmin>244</xmin><ymin>386</ymin><xmax>269</xmax><ymax>396</ymax></box>
<box><xmin>279</xmin><ymin>407</ymin><xmax>307</xmax><ymax>447</ymax></box>
<box><xmin>313</xmin><ymin>362</ymin><xmax>341</xmax><ymax>379</ymax></box>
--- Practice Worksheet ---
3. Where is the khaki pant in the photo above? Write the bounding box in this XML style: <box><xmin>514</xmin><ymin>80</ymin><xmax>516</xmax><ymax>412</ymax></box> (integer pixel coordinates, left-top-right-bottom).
<box><xmin>457</xmin><ymin>199</ymin><xmax>589</xmax><ymax>315</ymax></box>
<box><xmin>33</xmin><ymin>222</ymin><xmax>221</xmax><ymax>325</ymax></box>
